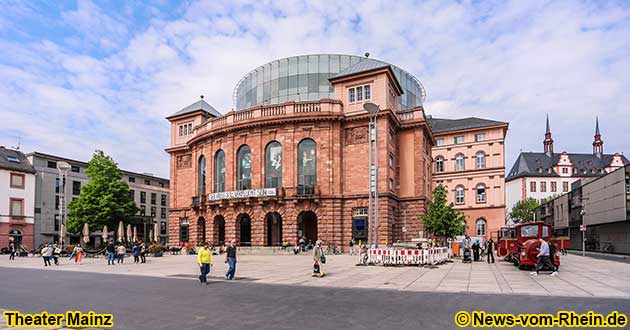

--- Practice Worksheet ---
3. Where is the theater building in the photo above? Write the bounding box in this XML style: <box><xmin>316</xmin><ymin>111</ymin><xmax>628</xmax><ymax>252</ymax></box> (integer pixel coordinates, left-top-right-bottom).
<box><xmin>166</xmin><ymin>54</ymin><xmax>434</xmax><ymax>248</ymax></box>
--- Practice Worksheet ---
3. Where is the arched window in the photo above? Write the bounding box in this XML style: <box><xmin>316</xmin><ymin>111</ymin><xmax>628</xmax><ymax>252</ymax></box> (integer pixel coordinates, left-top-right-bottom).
<box><xmin>265</xmin><ymin>141</ymin><xmax>282</xmax><ymax>188</ymax></box>
<box><xmin>476</xmin><ymin>218</ymin><xmax>486</xmax><ymax>236</ymax></box>
<box><xmin>297</xmin><ymin>138</ymin><xmax>317</xmax><ymax>195</ymax></box>
<box><xmin>475</xmin><ymin>151</ymin><xmax>486</xmax><ymax>169</ymax></box>
<box><xmin>214</xmin><ymin>150</ymin><xmax>225</xmax><ymax>192</ymax></box>
<box><xmin>455</xmin><ymin>153</ymin><xmax>465</xmax><ymax>171</ymax></box>
<box><xmin>198</xmin><ymin>155</ymin><xmax>206</xmax><ymax>196</ymax></box>
<box><xmin>237</xmin><ymin>145</ymin><xmax>252</xmax><ymax>190</ymax></box>
<box><xmin>476</xmin><ymin>183</ymin><xmax>486</xmax><ymax>203</ymax></box>
<box><xmin>455</xmin><ymin>186</ymin><xmax>465</xmax><ymax>204</ymax></box>
<box><xmin>435</xmin><ymin>156</ymin><xmax>444</xmax><ymax>173</ymax></box>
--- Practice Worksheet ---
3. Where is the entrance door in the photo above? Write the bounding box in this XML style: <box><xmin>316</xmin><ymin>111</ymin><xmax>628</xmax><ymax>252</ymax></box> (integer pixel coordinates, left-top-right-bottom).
<box><xmin>238</xmin><ymin>214</ymin><xmax>251</xmax><ymax>246</ymax></box>
<box><xmin>266</xmin><ymin>212</ymin><xmax>282</xmax><ymax>246</ymax></box>
<box><xmin>214</xmin><ymin>216</ymin><xmax>225</xmax><ymax>245</ymax></box>
<box><xmin>297</xmin><ymin>211</ymin><xmax>317</xmax><ymax>243</ymax></box>
<box><xmin>9</xmin><ymin>230</ymin><xmax>22</xmax><ymax>245</ymax></box>
<box><xmin>198</xmin><ymin>217</ymin><xmax>206</xmax><ymax>243</ymax></box>
<box><xmin>352</xmin><ymin>217</ymin><xmax>368</xmax><ymax>241</ymax></box>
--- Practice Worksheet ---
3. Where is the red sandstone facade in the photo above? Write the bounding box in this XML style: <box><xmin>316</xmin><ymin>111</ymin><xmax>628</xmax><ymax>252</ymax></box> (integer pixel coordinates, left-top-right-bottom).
<box><xmin>166</xmin><ymin>66</ymin><xmax>434</xmax><ymax>248</ymax></box>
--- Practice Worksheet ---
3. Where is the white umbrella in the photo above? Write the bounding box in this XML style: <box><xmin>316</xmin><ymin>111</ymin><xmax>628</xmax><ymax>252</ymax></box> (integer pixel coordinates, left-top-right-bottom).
<box><xmin>154</xmin><ymin>222</ymin><xmax>160</xmax><ymax>242</ymax></box>
<box><xmin>82</xmin><ymin>223</ymin><xmax>90</xmax><ymax>243</ymax></box>
<box><xmin>126</xmin><ymin>224</ymin><xmax>132</xmax><ymax>243</ymax></box>
<box><xmin>117</xmin><ymin>221</ymin><xmax>124</xmax><ymax>242</ymax></box>
<box><xmin>148</xmin><ymin>229</ymin><xmax>153</xmax><ymax>243</ymax></box>
<box><xmin>102</xmin><ymin>224</ymin><xmax>108</xmax><ymax>241</ymax></box>
<box><xmin>133</xmin><ymin>226</ymin><xmax>138</xmax><ymax>242</ymax></box>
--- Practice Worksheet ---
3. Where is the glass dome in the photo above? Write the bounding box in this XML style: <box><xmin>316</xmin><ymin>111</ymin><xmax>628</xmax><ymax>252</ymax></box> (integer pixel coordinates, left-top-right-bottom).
<box><xmin>233</xmin><ymin>54</ymin><xmax>425</xmax><ymax>110</ymax></box>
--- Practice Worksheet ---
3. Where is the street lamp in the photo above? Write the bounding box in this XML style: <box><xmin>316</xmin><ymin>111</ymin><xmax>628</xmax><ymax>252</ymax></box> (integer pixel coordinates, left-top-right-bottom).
<box><xmin>579</xmin><ymin>197</ymin><xmax>589</xmax><ymax>257</ymax></box>
<box><xmin>363</xmin><ymin>102</ymin><xmax>380</xmax><ymax>248</ymax></box>
<box><xmin>56</xmin><ymin>161</ymin><xmax>71</xmax><ymax>246</ymax></box>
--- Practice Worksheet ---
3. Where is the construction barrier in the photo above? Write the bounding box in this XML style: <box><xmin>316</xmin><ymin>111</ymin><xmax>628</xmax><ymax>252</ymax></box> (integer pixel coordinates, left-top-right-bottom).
<box><xmin>366</xmin><ymin>247</ymin><xmax>450</xmax><ymax>266</ymax></box>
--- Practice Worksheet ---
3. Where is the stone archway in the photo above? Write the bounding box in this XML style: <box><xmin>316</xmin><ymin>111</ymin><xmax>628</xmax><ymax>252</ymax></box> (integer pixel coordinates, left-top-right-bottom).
<box><xmin>197</xmin><ymin>217</ymin><xmax>206</xmax><ymax>243</ymax></box>
<box><xmin>237</xmin><ymin>213</ymin><xmax>251</xmax><ymax>246</ymax></box>
<box><xmin>214</xmin><ymin>215</ymin><xmax>225</xmax><ymax>245</ymax></box>
<box><xmin>265</xmin><ymin>212</ymin><xmax>283</xmax><ymax>246</ymax></box>
<box><xmin>297</xmin><ymin>211</ymin><xmax>317</xmax><ymax>243</ymax></box>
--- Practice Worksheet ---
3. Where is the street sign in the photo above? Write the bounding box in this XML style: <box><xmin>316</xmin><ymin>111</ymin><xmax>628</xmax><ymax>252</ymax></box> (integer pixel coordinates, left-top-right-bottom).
<box><xmin>580</xmin><ymin>224</ymin><xmax>587</xmax><ymax>231</ymax></box>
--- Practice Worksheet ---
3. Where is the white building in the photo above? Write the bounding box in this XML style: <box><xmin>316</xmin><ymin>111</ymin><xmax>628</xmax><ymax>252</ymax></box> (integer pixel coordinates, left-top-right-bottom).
<box><xmin>505</xmin><ymin>116</ymin><xmax>628</xmax><ymax>219</ymax></box>
<box><xmin>0</xmin><ymin>147</ymin><xmax>36</xmax><ymax>249</ymax></box>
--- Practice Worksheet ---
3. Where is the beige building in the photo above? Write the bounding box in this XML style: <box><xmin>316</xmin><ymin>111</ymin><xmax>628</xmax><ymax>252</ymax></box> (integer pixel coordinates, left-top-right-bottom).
<box><xmin>429</xmin><ymin>117</ymin><xmax>509</xmax><ymax>240</ymax></box>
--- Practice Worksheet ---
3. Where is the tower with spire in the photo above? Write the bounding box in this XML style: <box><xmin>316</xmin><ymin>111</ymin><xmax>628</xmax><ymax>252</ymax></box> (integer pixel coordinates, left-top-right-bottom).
<box><xmin>543</xmin><ymin>114</ymin><xmax>554</xmax><ymax>156</ymax></box>
<box><xmin>593</xmin><ymin>116</ymin><xmax>604</xmax><ymax>158</ymax></box>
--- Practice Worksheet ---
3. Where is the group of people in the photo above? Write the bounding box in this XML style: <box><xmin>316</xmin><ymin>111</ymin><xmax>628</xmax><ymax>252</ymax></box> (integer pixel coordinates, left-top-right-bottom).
<box><xmin>40</xmin><ymin>242</ymin><xmax>62</xmax><ymax>266</ymax></box>
<box><xmin>105</xmin><ymin>240</ymin><xmax>146</xmax><ymax>265</ymax></box>
<box><xmin>461</xmin><ymin>235</ymin><xmax>495</xmax><ymax>263</ymax></box>
<box><xmin>197</xmin><ymin>239</ymin><xmax>238</xmax><ymax>284</ymax></box>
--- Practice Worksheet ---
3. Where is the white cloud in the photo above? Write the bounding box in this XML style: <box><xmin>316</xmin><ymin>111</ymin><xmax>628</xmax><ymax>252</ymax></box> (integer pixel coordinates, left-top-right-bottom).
<box><xmin>1</xmin><ymin>0</ymin><xmax>630</xmax><ymax>178</ymax></box>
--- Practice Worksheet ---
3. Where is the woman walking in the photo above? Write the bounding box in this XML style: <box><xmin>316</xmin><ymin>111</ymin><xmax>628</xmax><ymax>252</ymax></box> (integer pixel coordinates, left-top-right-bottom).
<box><xmin>8</xmin><ymin>243</ymin><xmax>16</xmax><ymax>261</ymax></box>
<box><xmin>140</xmin><ymin>241</ymin><xmax>146</xmax><ymax>264</ymax></box>
<box><xmin>312</xmin><ymin>240</ymin><xmax>325</xmax><ymax>277</ymax></box>
<box><xmin>74</xmin><ymin>244</ymin><xmax>83</xmax><ymax>264</ymax></box>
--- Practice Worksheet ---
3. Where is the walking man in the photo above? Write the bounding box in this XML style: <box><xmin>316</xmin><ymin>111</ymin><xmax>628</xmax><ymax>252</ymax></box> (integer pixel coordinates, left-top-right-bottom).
<box><xmin>140</xmin><ymin>241</ymin><xmax>147</xmax><ymax>264</ymax></box>
<box><xmin>42</xmin><ymin>243</ymin><xmax>53</xmax><ymax>267</ymax></box>
<box><xmin>8</xmin><ymin>242</ymin><xmax>16</xmax><ymax>260</ymax></box>
<box><xmin>348</xmin><ymin>238</ymin><xmax>355</xmax><ymax>256</ymax></box>
<box><xmin>132</xmin><ymin>243</ymin><xmax>140</xmax><ymax>264</ymax></box>
<box><xmin>224</xmin><ymin>239</ymin><xmax>237</xmax><ymax>280</ymax></box>
<box><xmin>486</xmin><ymin>238</ymin><xmax>495</xmax><ymax>263</ymax></box>
<box><xmin>116</xmin><ymin>243</ymin><xmax>126</xmax><ymax>264</ymax></box>
<box><xmin>530</xmin><ymin>238</ymin><xmax>558</xmax><ymax>276</ymax></box>
<box><xmin>106</xmin><ymin>240</ymin><xmax>116</xmax><ymax>265</ymax></box>
<box><xmin>197</xmin><ymin>242</ymin><xmax>213</xmax><ymax>284</ymax></box>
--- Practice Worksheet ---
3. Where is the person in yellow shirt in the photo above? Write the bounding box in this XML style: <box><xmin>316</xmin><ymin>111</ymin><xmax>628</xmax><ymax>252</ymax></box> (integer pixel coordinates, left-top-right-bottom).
<box><xmin>197</xmin><ymin>242</ymin><xmax>213</xmax><ymax>285</ymax></box>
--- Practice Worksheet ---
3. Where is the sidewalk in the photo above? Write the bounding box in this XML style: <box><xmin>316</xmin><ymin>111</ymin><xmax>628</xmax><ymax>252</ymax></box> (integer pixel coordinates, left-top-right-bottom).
<box><xmin>1</xmin><ymin>252</ymin><xmax>629</xmax><ymax>299</ymax></box>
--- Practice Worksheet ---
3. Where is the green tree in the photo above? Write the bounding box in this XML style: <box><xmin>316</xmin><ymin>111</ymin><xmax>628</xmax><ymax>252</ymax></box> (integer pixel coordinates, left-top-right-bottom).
<box><xmin>420</xmin><ymin>185</ymin><xmax>466</xmax><ymax>243</ymax></box>
<box><xmin>67</xmin><ymin>150</ymin><xmax>139</xmax><ymax>234</ymax></box>
<box><xmin>508</xmin><ymin>197</ymin><xmax>540</xmax><ymax>223</ymax></box>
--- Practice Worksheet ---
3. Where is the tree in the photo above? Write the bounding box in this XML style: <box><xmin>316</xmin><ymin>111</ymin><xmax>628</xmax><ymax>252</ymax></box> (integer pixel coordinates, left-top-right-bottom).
<box><xmin>67</xmin><ymin>150</ymin><xmax>139</xmax><ymax>234</ymax></box>
<box><xmin>420</xmin><ymin>185</ymin><xmax>466</xmax><ymax>243</ymax></box>
<box><xmin>508</xmin><ymin>198</ymin><xmax>540</xmax><ymax>223</ymax></box>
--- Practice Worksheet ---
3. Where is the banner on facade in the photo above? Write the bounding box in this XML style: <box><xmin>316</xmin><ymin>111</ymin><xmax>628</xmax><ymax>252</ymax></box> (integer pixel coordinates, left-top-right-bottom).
<box><xmin>208</xmin><ymin>188</ymin><xmax>277</xmax><ymax>201</ymax></box>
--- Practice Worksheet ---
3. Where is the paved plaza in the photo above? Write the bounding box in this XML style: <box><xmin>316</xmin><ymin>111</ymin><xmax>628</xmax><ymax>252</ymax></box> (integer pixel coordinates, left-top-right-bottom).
<box><xmin>1</xmin><ymin>251</ymin><xmax>630</xmax><ymax>298</ymax></box>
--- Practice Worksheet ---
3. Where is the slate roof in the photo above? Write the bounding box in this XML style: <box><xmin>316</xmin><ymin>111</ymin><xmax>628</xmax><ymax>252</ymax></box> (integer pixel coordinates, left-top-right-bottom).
<box><xmin>506</xmin><ymin>152</ymin><xmax>630</xmax><ymax>181</ymax></box>
<box><xmin>0</xmin><ymin>147</ymin><xmax>36</xmax><ymax>174</ymax></box>
<box><xmin>428</xmin><ymin>117</ymin><xmax>508</xmax><ymax>134</ymax></box>
<box><xmin>328</xmin><ymin>58</ymin><xmax>403</xmax><ymax>93</ymax></box>
<box><xmin>167</xmin><ymin>99</ymin><xmax>221</xmax><ymax>120</ymax></box>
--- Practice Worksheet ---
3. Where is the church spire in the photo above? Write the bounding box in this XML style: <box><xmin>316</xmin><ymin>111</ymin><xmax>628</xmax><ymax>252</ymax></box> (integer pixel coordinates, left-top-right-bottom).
<box><xmin>543</xmin><ymin>114</ymin><xmax>554</xmax><ymax>156</ymax></box>
<box><xmin>593</xmin><ymin>116</ymin><xmax>603</xmax><ymax>157</ymax></box>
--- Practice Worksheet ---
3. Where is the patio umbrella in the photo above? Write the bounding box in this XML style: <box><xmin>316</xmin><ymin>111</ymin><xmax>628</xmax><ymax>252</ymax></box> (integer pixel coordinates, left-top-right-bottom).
<box><xmin>133</xmin><ymin>226</ymin><xmax>138</xmax><ymax>242</ymax></box>
<box><xmin>102</xmin><ymin>224</ymin><xmax>108</xmax><ymax>241</ymax></box>
<box><xmin>148</xmin><ymin>229</ymin><xmax>153</xmax><ymax>243</ymax></box>
<box><xmin>82</xmin><ymin>223</ymin><xmax>90</xmax><ymax>243</ymax></box>
<box><xmin>117</xmin><ymin>221</ymin><xmax>124</xmax><ymax>242</ymax></box>
<box><xmin>154</xmin><ymin>222</ymin><xmax>160</xmax><ymax>242</ymax></box>
<box><xmin>126</xmin><ymin>224</ymin><xmax>132</xmax><ymax>243</ymax></box>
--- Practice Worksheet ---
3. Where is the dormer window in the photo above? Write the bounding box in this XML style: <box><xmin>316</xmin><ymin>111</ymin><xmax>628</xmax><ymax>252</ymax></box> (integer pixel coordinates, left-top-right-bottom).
<box><xmin>349</xmin><ymin>85</ymin><xmax>371</xmax><ymax>104</ymax></box>
<box><xmin>6</xmin><ymin>155</ymin><xmax>19</xmax><ymax>163</ymax></box>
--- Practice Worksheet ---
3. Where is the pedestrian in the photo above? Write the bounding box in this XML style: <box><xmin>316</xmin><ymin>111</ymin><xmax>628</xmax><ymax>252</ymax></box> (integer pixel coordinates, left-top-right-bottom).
<box><xmin>140</xmin><ymin>241</ymin><xmax>146</xmax><ymax>263</ymax></box>
<box><xmin>132</xmin><ymin>243</ymin><xmax>140</xmax><ymax>264</ymax></box>
<box><xmin>52</xmin><ymin>243</ymin><xmax>60</xmax><ymax>265</ymax></box>
<box><xmin>8</xmin><ymin>242</ymin><xmax>16</xmax><ymax>261</ymax></box>
<box><xmin>299</xmin><ymin>237</ymin><xmax>306</xmax><ymax>252</ymax></box>
<box><xmin>106</xmin><ymin>240</ymin><xmax>116</xmax><ymax>265</ymax></box>
<box><xmin>197</xmin><ymin>242</ymin><xmax>213</xmax><ymax>285</ymax></box>
<box><xmin>42</xmin><ymin>243</ymin><xmax>53</xmax><ymax>267</ymax></box>
<box><xmin>486</xmin><ymin>238</ymin><xmax>495</xmax><ymax>263</ymax></box>
<box><xmin>74</xmin><ymin>244</ymin><xmax>83</xmax><ymax>264</ymax></box>
<box><xmin>472</xmin><ymin>241</ymin><xmax>480</xmax><ymax>261</ymax></box>
<box><xmin>312</xmin><ymin>240</ymin><xmax>325</xmax><ymax>277</ymax></box>
<box><xmin>116</xmin><ymin>244</ymin><xmax>126</xmax><ymax>264</ymax></box>
<box><xmin>349</xmin><ymin>238</ymin><xmax>355</xmax><ymax>256</ymax></box>
<box><xmin>224</xmin><ymin>239</ymin><xmax>237</xmax><ymax>280</ymax></box>
<box><xmin>530</xmin><ymin>238</ymin><xmax>558</xmax><ymax>277</ymax></box>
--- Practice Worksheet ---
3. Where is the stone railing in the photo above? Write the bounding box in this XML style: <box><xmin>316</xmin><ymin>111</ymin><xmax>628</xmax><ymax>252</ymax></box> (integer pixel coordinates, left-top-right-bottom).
<box><xmin>398</xmin><ymin>107</ymin><xmax>425</xmax><ymax>122</ymax></box>
<box><xmin>196</xmin><ymin>100</ymin><xmax>341</xmax><ymax>134</ymax></box>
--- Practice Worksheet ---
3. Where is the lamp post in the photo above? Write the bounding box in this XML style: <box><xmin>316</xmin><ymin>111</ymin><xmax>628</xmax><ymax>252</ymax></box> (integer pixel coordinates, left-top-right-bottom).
<box><xmin>579</xmin><ymin>197</ymin><xmax>589</xmax><ymax>257</ymax></box>
<box><xmin>56</xmin><ymin>161</ymin><xmax>71</xmax><ymax>246</ymax></box>
<box><xmin>363</xmin><ymin>102</ymin><xmax>380</xmax><ymax>248</ymax></box>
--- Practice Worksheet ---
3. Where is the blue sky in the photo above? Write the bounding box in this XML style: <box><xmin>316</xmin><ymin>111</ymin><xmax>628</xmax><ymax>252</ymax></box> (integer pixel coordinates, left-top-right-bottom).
<box><xmin>1</xmin><ymin>0</ymin><xmax>630</xmax><ymax>178</ymax></box>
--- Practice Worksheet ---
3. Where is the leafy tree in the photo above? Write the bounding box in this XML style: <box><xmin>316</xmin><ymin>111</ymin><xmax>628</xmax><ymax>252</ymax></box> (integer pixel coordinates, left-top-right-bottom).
<box><xmin>67</xmin><ymin>150</ymin><xmax>139</xmax><ymax>234</ymax></box>
<box><xmin>508</xmin><ymin>197</ymin><xmax>540</xmax><ymax>223</ymax></box>
<box><xmin>420</xmin><ymin>185</ymin><xmax>466</xmax><ymax>244</ymax></box>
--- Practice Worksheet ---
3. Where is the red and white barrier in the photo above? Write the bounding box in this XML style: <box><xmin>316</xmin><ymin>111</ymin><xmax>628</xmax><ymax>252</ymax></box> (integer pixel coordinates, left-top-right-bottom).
<box><xmin>366</xmin><ymin>247</ymin><xmax>450</xmax><ymax>266</ymax></box>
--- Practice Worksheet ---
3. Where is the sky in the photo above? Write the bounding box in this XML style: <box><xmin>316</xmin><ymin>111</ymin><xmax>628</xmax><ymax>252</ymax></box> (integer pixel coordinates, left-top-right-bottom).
<box><xmin>1</xmin><ymin>0</ymin><xmax>630</xmax><ymax>178</ymax></box>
